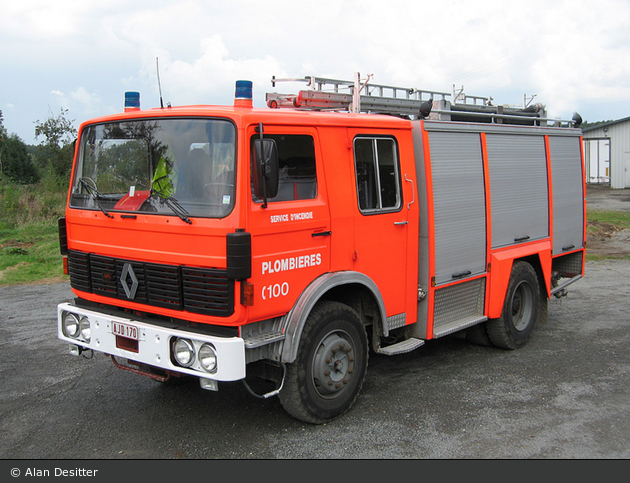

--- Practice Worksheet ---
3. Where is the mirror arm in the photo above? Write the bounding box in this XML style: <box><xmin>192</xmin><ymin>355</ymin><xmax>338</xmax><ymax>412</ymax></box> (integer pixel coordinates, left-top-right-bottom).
<box><xmin>259</xmin><ymin>122</ymin><xmax>268</xmax><ymax>209</ymax></box>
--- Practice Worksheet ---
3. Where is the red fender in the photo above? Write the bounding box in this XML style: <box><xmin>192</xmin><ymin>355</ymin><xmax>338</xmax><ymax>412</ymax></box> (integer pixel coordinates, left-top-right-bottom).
<box><xmin>488</xmin><ymin>240</ymin><xmax>552</xmax><ymax>319</ymax></box>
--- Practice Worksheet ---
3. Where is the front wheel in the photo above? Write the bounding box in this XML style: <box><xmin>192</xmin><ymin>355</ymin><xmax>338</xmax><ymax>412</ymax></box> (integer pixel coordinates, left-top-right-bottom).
<box><xmin>279</xmin><ymin>301</ymin><xmax>368</xmax><ymax>424</ymax></box>
<box><xmin>487</xmin><ymin>261</ymin><xmax>540</xmax><ymax>350</ymax></box>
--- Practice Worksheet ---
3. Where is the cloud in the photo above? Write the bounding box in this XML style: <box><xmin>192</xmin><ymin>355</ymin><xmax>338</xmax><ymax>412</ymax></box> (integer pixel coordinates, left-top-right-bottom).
<box><xmin>3</xmin><ymin>0</ymin><xmax>630</xmax><ymax>144</ymax></box>
<box><xmin>70</xmin><ymin>87</ymin><xmax>102</xmax><ymax>114</ymax></box>
<box><xmin>0</xmin><ymin>2</ymin><xmax>77</xmax><ymax>40</ymax></box>
<box><xmin>154</xmin><ymin>35</ymin><xmax>286</xmax><ymax>107</ymax></box>
<box><xmin>48</xmin><ymin>88</ymin><xmax>103</xmax><ymax>125</ymax></box>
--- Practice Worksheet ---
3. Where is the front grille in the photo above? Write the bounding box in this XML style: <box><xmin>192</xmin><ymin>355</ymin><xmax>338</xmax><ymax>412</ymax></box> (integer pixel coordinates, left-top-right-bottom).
<box><xmin>67</xmin><ymin>250</ymin><xmax>234</xmax><ymax>317</ymax></box>
<box><xmin>67</xmin><ymin>250</ymin><xmax>90</xmax><ymax>292</ymax></box>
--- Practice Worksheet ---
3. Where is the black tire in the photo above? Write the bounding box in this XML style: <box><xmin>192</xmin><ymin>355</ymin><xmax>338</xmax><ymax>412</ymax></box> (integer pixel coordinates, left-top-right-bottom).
<box><xmin>279</xmin><ymin>301</ymin><xmax>368</xmax><ymax>424</ymax></box>
<box><xmin>465</xmin><ymin>322</ymin><xmax>493</xmax><ymax>347</ymax></box>
<box><xmin>486</xmin><ymin>261</ymin><xmax>540</xmax><ymax>350</ymax></box>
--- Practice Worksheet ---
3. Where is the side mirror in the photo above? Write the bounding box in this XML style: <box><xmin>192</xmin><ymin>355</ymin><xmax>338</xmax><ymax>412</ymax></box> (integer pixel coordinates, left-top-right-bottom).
<box><xmin>252</xmin><ymin>138</ymin><xmax>279</xmax><ymax>204</ymax></box>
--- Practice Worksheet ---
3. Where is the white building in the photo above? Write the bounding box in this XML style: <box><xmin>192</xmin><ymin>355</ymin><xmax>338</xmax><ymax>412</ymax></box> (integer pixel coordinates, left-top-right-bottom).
<box><xmin>582</xmin><ymin>117</ymin><xmax>630</xmax><ymax>189</ymax></box>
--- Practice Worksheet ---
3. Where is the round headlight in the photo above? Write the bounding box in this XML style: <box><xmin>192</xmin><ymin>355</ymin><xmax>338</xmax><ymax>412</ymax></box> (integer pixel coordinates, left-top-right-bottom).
<box><xmin>199</xmin><ymin>344</ymin><xmax>217</xmax><ymax>373</ymax></box>
<box><xmin>63</xmin><ymin>313</ymin><xmax>80</xmax><ymax>339</ymax></box>
<box><xmin>79</xmin><ymin>316</ymin><xmax>91</xmax><ymax>342</ymax></box>
<box><xmin>173</xmin><ymin>338</ymin><xmax>195</xmax><ymax>367</ymax></box>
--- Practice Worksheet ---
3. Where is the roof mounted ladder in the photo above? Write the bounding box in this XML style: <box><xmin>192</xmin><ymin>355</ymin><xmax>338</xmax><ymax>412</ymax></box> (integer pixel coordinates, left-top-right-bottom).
<box><xmin>266</xmin><ymin>73</ymin><xmax>580</xmax><ymax>127</ymax></box>
<box><xmin>268</xmin><ymin>73</ymin><xmax>449</xmax><ymax>117</ymax></box>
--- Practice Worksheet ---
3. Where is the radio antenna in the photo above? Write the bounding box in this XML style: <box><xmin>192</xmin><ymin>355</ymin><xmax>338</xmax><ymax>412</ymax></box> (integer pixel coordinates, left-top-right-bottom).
<box><xmin>156</xmin><ymin>57</ymin><xmax>164</xmax><ymax>109</ymax></box>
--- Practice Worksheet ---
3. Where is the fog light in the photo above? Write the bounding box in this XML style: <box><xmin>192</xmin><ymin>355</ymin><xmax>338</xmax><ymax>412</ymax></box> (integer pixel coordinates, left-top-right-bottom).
<box><xmin>62</xmin><ymin>312</ymin><xmax>80</xmax><ymax>339</ymax></box>
<box><xmin>198</xmin><ymin>343</ymin><xmax>217</xmax><ymax>373</ymax></box>
<box><xmin>79</xmin><ymin>316</ymin><xmax>91</xmax><ymax>342</ymax></box>
<box><xmin>173</xmin><ymin>338</ymin><xmax>195</xmax><ymax>367</ymax></box>
<box><xmin>200</xmin><ymin>378</ymin><xmax>218</xmax><ymax>391</ymax></box>
<box><xmin>69</xmin><ymin>344</ymin><xmax>82</xmax><ymax>356</ymax></box>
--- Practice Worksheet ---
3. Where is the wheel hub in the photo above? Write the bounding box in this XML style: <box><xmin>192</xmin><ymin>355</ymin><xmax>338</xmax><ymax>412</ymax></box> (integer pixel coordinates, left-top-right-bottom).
<box><xmin>312</xmin><ymin>332</ymin><xmax>355</xmax><ymax>397</ymax></box>
<box><xmin>511</xmin><ymin>281</ymin><xmax>533</xmax><ymax>331</ymax></box>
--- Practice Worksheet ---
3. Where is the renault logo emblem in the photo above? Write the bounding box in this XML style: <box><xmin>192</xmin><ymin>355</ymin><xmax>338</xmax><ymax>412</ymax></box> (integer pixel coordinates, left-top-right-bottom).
<box><xmin>120</xmin><ymin>263</ymin><xmax>139</xmax><ymax>299</ymax></box>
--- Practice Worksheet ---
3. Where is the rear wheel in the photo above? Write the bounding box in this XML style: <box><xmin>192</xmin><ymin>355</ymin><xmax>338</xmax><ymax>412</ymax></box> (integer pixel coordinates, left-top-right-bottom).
<box><xmin>487</xmin><ymin>261</ymin><xmax>540</xmax><ymax>350</ymax></box>
<box><xmin>466</xmin><ymin>322</ymin><xmax>492</xmax><ymax>346</ymax></box>
<box><xmin>279</xmin><ymin>301</ymin><xmax>368</xmax><ymax>424</ymax></box>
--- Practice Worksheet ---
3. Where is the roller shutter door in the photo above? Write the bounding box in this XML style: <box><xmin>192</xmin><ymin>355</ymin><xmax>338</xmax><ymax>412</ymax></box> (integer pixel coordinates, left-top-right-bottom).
<box><xmin>549</xmin><ymin>136</ymin><xmax>584</xmax><ymax>254</ymax></box>
<box><xmin>429</xmin><ymin>131</ymin><xmax>487</xmax><ymax>285</ymax></box>
<box><xmin>486</xmin><ymin>134</ymin><xmax>549</xmax><ymax>248</ymax></box>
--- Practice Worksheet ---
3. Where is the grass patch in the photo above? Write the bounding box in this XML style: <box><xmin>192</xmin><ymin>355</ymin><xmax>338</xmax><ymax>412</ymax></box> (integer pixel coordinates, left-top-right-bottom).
<box><xmin>586</xmin><ymin>210</ymin><xmax>630</xmax><ymax>230</ymax></box>
<box><xmin>586</xmin><ymin>210</ymin><xmax>630</xmax><ymax>261</ymax></box>
<box><xmin>0</xmin><ymin>221</ymin><xmax>66</xmax><ymax>285</ymax></box>
<box><xmin>0</xmin><ymin>180</ymin><xmax>68</xmax><ymax>286</ymax></box>
<box><xmin>585</xmin><ymin>254</ymin><xmax>630</xmax><ymax>261</ymax></box>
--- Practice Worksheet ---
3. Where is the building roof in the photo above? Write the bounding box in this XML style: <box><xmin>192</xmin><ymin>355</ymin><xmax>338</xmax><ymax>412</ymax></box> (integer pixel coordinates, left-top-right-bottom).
<box><xmin>582</xmin><ymin>116</ymin><xmax>630</xmax><ymax>132</ymax></box>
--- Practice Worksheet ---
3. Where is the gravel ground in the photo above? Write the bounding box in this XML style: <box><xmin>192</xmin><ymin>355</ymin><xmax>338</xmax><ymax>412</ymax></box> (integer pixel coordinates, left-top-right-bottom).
<box><xmin>586</xmin><ymin>184</ymin><xmax>630</xmax><ymax>212</ymax></box>
<box><xmin>0</xmin><ymin>260</ymin><xmax>629</xmax><ymax>460</ymax></box>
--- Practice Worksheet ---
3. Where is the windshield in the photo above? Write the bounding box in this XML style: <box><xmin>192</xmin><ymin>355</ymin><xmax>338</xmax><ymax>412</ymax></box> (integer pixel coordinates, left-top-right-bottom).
<box><xmin>70</xmin><ymin>118</ymin><xmax>236</xmax><ymax>219</ymax></box>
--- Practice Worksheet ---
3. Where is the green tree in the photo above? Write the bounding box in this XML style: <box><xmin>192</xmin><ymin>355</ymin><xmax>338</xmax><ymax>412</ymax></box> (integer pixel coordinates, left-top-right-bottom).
<box><xmin>1</xmin><ymin>135</ymin><xmax>40</xmax><ymax>184</ymax></box>
<box><xmin>34</xmin><ymin>108</ymin><xmax>77</xmax><ymax>180</ymax></box>
<box><xmin>0</xmin><ymin>111</ymin><xmax>40</xmax><ymax>184</ymax></box>
<box><xmin>0</xmin><ymin>109</ymin><xmax>7</xmax><ymax>138</ymax></box>
<box><xmin>580</xmin><ymin>119</ymin><xmax>615</xmax><ymax>130</ymax></box>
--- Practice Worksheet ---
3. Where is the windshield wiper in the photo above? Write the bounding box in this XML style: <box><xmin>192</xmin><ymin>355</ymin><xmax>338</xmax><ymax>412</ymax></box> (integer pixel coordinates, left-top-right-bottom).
<box><xmin>149</xmin><ymin>187</ymin><xmax>192</xmax><ymax>224</ymax></box>
<box><xmin>78</xmin><ymin>178</ymin><xmax>114</xmax><ymax>219</ymax></box>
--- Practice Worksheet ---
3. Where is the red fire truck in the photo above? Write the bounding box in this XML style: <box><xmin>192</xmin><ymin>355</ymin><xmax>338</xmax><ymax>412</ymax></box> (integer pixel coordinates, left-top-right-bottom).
<box><xmin>57</xmin><ymin>74</ymin><xmax>585</xmax><ymax>423</ymax></box>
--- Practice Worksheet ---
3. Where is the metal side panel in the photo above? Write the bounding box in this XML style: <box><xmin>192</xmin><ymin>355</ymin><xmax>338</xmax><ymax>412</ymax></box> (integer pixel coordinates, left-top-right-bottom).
<box><xmin>428</xmin><ymin>131</ymin><xmax>487</xmax><ymax>285</ymax></box>
<box><xmin>411</xmin><ymin>121</ymin><xmax>431</xmax><ymax>338</ymax></box>
<box><xmin>551</xmin><ymin>250</ymin><xmax>584</xmax><ymax>296</ymax></box>
<box><xmin>548</xmin><ymin>136</ymin><xmax>585</xmax><ymax>254</ymax></box>
<box><xmin>552</xmin><ymin>250</ymin><xmax>584</xmax><ymax>275</ymax></box>
<box><xmin>486</xmin><ymin>134</ymin><xmax>549</xmax><ymax>249</ymax></box>
<box><xmin>433</xmin><ymin>277</ymin><xmax>486</xmax><ymax>337</ymax></box>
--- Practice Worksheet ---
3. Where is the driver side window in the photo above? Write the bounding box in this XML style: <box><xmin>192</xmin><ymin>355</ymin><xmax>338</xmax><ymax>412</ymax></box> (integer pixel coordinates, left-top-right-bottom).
<box><xmin>251</xmin><ymin>134</ymin><xmax>317</xmax><ymax>203</ymax></box>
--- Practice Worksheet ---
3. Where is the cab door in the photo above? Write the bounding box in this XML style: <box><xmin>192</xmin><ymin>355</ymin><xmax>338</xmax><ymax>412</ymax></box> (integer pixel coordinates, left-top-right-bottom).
<box><xmin>247</xmin><ymin>126</ymin><xmax>331</xmax><ymax>322</ymax></box>
<box><xmin>350</xmin><ymin>132</ymin><xmax>409</xmax><ymax>327</ymax></box>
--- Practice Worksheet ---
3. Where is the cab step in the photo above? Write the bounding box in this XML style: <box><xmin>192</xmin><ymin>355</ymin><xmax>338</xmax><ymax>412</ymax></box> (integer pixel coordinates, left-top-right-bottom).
<box><xmin>376</xmin><ymin>337</ymin><xmax>425</xmax><ymax>356</ymax></box>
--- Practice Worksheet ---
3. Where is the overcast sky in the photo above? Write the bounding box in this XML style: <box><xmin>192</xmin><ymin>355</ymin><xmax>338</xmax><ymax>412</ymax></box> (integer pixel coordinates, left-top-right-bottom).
<box><xmin>2</xmin><ymin>0</ymin><xmax>630</xmax><ymax>144</ymax></box>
